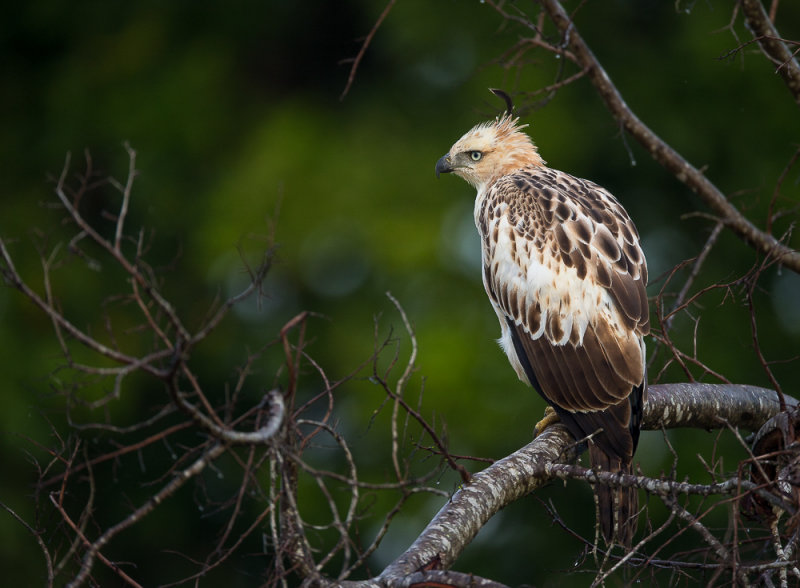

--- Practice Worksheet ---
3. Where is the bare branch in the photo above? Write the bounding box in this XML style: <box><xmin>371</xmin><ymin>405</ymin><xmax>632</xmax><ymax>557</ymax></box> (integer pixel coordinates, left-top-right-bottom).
<box><xmin>378</xmin><ymin>384</ymin><xmax>792</xmax><ymax>582</ymax></box>
<box><xmin>740</xmin><ymin>0</ymin><xmax>800</xmax><ymax>105</ymax></box>
<box><xmin>0</xmin><ymin>501</ymin><xmax>55</xmax><ymax>587</ymax></box>
<box><xmin>644</xmin><ymin>383</ymin><xmax>791</xmax><ymax>430</ymax></box>
<box><xmin>0</xmin><ymin>237</ymin><xmax>174</xmax><ymax>379</ymax></box>
<box><xmin>339</xmin><ymin>0</ymin><xmax>397</xmax><ymax>100</ymax></box>
<box><xmin>67</xmin><ymin>442</ymin><xmax>227</xmax><ymax>587</ymax></box>
<box><xmin>112</xmin><ymin>143</ymin><xmax>137</xmax><ymax>251</ymax></box>
<box><xmin>379</xmin><ymin>423</ymin><xmax>572</xmax><ymax>581</ymax></box>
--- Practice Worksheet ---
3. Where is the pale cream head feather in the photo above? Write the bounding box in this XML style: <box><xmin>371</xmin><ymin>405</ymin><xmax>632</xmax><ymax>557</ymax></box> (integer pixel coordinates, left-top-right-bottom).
<box><xmin>436</xmin><ymin>114</ymin><xmax>545</xmax><ymax>190</ymax></box>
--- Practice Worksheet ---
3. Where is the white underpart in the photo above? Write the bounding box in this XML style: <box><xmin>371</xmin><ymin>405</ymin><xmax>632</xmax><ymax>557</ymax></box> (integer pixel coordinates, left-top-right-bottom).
<box><xmin>475</xmin><ymin>189</ymin><xmax>626</xmax><ymax>385</ymax></box>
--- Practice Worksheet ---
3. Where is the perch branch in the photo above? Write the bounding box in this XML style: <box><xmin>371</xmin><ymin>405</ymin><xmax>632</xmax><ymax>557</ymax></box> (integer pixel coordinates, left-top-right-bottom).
<box><xmin>374</xmin><ymin>383</ymin><xmax>793</xmax><ymax>582</ymax></box>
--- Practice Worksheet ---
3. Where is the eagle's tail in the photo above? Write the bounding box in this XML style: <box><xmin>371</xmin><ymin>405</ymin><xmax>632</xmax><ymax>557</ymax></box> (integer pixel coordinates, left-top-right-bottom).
<box><xmin>589</xmin><ymin>444</ymin><xmax>637</xmax><ymax>548</ymax></box>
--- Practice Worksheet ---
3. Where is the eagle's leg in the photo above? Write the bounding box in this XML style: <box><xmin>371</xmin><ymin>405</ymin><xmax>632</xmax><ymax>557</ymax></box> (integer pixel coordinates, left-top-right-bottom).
<box><xmin>533</xmin><ymin>405</ymin><xmax>560</xmax><ymax>437</ymax></box>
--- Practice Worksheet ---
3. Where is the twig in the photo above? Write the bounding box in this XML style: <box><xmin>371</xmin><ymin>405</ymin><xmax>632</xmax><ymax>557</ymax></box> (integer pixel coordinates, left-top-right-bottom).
<box><xmin>295</xmin><ymin>418</ymin><xmax>359</xmax><ymax>574</ymax></box>
<box><xmin>112</xmin><ymin>143</ymin><xmax>137</xmax><ymax>251</ymax></box>
<box><xmin>664</xmin><ymin>221</ymin><xmax>725</xmax><ymax>333</ymax></box>
<box><xmin>0</xmin><ymin>501</ymin><xmax>55</xmax><ymax>587</ymax></box>
<box><xmin>386</xmin><ymin>291</ymin><xmax>417</xmax><ymax>481</ymax></box>
<box><xmin>50</xmin><ymin>492</ymin><xmax>144</xmax><ymax>588</ymax></box>
<box><xmin>169</xmin><ymin>385</ymin><xmax>285</xmax><ymax>446</ymax></box>
<box><xmin>339</xmin><ymin>0</ymin><xmax>397</xmax><ymax>100</ymax></box>
<box><xmin>739</xmin><ymin>0</ymin><xmax>800</xmax><ymax>104</ymax></box>
<box><xmin>767</xmin><ymin>146</ymin><xmax>800</xmax><ymax>234</ymax></box>
<box><xmin>67</xmin><ymin>442</ymin><xmax>227</xmax><ymax>587</ymax></box>
<box><xmin>0</xmin><ymin>237</ymin><xmax>173</xmax><ymax>378</ymax></box>
<box><xmin>53</xmin><ymin>152</ymin><xmax>193</xmax><ymax>343</ymax></box>
<box><xmin>664</xmin><ymin>495</ymin><xmax>738</xmax><ymax>574</ymax></box>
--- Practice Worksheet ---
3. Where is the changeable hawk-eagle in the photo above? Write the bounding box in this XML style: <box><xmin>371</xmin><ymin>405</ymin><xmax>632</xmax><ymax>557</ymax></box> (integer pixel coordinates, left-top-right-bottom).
<box><xmin>435</xmin><ymin>107</ymin><xmax>649</xmax><ymax>547</ymax></box>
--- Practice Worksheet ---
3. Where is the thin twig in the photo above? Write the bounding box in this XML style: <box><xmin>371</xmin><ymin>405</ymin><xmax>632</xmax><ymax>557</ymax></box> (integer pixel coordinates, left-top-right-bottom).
<box><xmin>0</xmin><ymin>501</ymin><xmax>55</xmax><ymax>587</ymax></box>
<box><xmin>339</xmin><ymin>0</ymin><xmax>397</xmax><ymax>100</ymax></box>
<box><xmin>67</xmin><ymin>443</ymin><xmax>227</xmax><ymax>587</ymax></box>
<box><xmin>113</xmin><ymin>143</ymin><xmax>137</xmax><ymax>251</ymax></box>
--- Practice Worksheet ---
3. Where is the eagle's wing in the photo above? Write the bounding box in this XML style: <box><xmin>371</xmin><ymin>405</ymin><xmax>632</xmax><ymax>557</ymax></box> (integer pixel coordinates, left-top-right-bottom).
<box><xmin>479</xmin><ymin>167</ymin><xmax>649</xmax><ymax>460</ymax></box>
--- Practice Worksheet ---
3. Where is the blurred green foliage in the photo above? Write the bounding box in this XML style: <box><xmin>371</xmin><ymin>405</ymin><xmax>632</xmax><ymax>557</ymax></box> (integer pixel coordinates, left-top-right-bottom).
<box><xmin>1</xmin><ymin>1</ymin><xmax>799</xmax><ymax>585</ymax></box>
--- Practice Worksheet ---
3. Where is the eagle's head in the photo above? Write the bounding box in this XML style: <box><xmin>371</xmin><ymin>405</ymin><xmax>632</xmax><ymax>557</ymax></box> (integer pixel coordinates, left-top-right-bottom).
<box><xmin>435</xmin><ymin>114</ymin><xmax>544</xmax><ymax>190</ymax></box>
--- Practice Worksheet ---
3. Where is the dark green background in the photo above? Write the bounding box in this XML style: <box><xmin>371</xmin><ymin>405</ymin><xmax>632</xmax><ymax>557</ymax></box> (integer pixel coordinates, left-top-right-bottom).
<box><xmin>2</xmin><ymin>1</ymin><xmax>799</xmax><ymax>585</ymax></box>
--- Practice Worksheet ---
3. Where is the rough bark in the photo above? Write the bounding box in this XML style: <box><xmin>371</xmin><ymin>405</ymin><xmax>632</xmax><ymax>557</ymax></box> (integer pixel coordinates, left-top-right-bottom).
<box><xmin>365</xmin><ymin>383</ymin><xmax>793</xmax><ymax>586</ymax></box>
<box><xmin>740</xmin><ymin>0</ymin><xmax>800</xmax><ymax>105</ymax></box>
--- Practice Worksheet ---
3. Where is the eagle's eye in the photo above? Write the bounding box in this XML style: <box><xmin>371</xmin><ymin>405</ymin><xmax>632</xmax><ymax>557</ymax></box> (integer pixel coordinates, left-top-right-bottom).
<box><xmin>469</xmin><ymin>151</ymin><xmax>483</xmax><ymax>162</ymax></box>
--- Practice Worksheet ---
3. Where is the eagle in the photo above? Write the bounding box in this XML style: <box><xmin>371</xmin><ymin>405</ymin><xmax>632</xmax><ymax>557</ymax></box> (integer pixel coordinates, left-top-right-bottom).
<box><xmin>435</xmin><ymin>103</ymin><xmax>649</xmax><ymax>547</ymax></box>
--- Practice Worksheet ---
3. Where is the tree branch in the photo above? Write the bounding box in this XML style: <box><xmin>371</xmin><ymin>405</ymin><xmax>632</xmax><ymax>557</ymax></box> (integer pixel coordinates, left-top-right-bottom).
<box><xmin>65</xmin><ymin>440</ymin><xmax>228</xmax><ymax>587</ymax></box>
<box><xmin>373</xmin><ymin>383</ymin><xmax>792</xmax><ymax>584</ymax></box>
<box><xmin>643</xmin><ymin>383</ymin><xmax>789</xmax><ymax>430</ymax></box>
<box><xmin>739</xmin><ymin>0</ymin><xmax>800</xmax><ymax>105</ymax></box>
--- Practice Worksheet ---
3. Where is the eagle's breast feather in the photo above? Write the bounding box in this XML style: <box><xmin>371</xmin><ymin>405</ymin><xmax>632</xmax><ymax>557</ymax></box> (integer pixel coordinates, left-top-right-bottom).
<box><xmin>476</xmin><ymin>167</ymin><xmax>648</xmax><ymax>413</ymax></box>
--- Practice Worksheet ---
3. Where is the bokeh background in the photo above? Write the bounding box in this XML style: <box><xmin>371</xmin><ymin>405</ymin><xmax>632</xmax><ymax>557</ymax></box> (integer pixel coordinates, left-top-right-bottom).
<box><xmin>2</xmin><ymin>1</ymin><xmax>799</xmax><ymax>585</ymax></box>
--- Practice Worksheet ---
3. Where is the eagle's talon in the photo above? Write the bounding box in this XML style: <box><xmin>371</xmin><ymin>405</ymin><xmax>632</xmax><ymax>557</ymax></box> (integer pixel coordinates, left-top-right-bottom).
<box><xmin>533</xmin><ymin>405</ymin><xmax>560</xmax><ymax>438</ymax></box>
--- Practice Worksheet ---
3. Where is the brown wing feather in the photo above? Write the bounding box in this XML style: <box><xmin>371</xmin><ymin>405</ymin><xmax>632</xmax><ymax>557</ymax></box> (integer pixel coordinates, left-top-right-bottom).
<box><xmin>484</xmin><ymin>169</ymin><xmax>648</xmax><ymax>411</ymax></box>
<box><xmin>511</xmin><ymin>322</ymin><xmax>636</xmax><ymax>461</ymax></box>
<box><xmin>609</xmin><ymin>269</ymin><xmax>645</xmax><ymax>329</ymax></box>
<box><xmin>591</xmin><ymin>318</ymin><xmax>644</xmax><ymax>386</ymax></box>
<box><xmin>482</xmin><ymin>167</ymin><xmax>648</xmax><ymax>546</ymax></box>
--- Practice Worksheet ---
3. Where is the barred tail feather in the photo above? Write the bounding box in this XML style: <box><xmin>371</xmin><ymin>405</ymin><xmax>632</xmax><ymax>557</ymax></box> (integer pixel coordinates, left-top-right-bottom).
<box><xmin>589</xmin><ymin>444</ymin><xmax>637</xmax><ymax>547</ymax></box>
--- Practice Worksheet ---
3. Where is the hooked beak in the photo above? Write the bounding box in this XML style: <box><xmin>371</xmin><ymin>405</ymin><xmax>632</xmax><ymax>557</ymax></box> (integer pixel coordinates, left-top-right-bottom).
<box><xmin>435</xmin><ymin>154</ymin><xmax>453</xmax><ymax>178</ymax></box>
